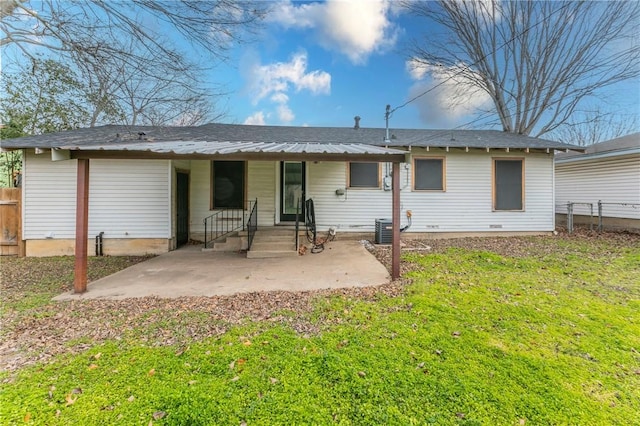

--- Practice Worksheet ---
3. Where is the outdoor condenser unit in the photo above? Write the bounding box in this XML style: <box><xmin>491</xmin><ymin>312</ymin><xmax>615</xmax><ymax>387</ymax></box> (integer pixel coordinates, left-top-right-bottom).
<box><xmin>375</xmin><ymin>219</ymin><xmax>393</xmax><ymax>244</ymax></box>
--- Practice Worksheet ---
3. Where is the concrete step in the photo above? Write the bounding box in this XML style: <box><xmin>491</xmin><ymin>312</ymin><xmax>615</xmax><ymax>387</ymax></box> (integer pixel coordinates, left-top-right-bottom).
<box><xmin>253</xmin><ymin>228</ymin><xmax>296</xmax><ymax>237</ymax></box>
<box><xmin>247</xmin><ymin>228</ymin><xmax>298</xmax><ymax>258</ymax></box>
<box><xmin>201</xmin><ymin>232</ymin><xmax>248</xmax><ymax>252</ymax></box>
<box><xmin>251</xmin><ymin>235</ymin><xmax>294</xmax><ymax>244</ymax></box>
<box><xmin>212</xmin><ymin>236</ymin><xmax>245</xmax><ymax>251</ymax></box>
<box><xmin>250</xmin><ymin>240</ymin><xmax>295</xmax><ymax>251</ymax></box>
<box><xmin>247</xmin><ymin>249</ymin><xmax>299</xmax><ymax>259</ymax></box>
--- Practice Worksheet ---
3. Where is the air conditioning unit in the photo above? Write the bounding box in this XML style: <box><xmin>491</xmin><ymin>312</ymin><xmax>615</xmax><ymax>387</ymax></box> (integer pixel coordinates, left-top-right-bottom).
<box><xmin>375</xmin><ymin>219</ymin><xmax>393</xmax><ymax>244</ymax></box>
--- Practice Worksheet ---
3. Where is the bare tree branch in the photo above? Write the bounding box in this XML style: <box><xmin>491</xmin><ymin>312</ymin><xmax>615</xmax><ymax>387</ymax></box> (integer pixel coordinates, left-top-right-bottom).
<box><xmin>403</xmin><ymin>1</ymin><xmax>640</xmax><ymax>138</ymax></box>
<box><xmin>2</xmin><ymin>1</ymin><xmax>260</xmax><ymax>128</ymax></box>
<box><xmin>1</xmin><ymin>1</ymin><xmax>266</xmax><ymax>62</ymax></box>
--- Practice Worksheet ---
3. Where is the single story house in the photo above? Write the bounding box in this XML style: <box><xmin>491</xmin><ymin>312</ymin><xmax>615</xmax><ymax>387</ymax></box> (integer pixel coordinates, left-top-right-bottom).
<box><xmin>555</xmin><ymin>133</ymin><xmax>640</xmax><ymax>231</ymax></box>
<box><xmin>2</xmin><ymin>122</ymin><xmax>581</xmax><ymax>287</ymax></box>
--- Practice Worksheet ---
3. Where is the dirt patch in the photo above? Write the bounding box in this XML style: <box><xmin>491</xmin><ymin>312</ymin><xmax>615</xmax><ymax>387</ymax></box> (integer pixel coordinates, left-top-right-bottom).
<box><xmin>369</xmin><ymin>227</ymin><xmax>640</xmax><ymax>272</ymax></box>
<box><xmin>1</xmin><ymin>267</ymin><xmax>405</xmax><ymax>373</ymax></box>
<box><xmin>2</xmin><ymin>228</ymin><xmax>638</xmax><ymax>374</ymax></box>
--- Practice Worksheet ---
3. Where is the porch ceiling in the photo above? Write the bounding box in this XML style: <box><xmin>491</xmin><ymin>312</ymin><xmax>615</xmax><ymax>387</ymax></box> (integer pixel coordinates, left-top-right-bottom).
<box><xmin>64</xmin><ymin>140</ymin><xmax>409</xmax><ymax>162</ymax></box>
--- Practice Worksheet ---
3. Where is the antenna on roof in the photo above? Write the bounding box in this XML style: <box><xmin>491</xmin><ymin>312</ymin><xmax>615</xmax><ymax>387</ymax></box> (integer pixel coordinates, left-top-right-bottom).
<box><xmin>384</xmin><ymin>105</ymin><xmax>391</xmax><ymax>143</ymax></box>
<box><xmin>354</xmin><ymin>116</ymin><xmax>361</xmax><ymax>129</ymax></box>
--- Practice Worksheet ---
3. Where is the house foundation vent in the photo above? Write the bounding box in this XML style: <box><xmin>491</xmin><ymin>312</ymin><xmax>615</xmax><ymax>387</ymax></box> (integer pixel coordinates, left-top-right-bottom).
<box><xmin>375</xmin><ymin>219</ymin><xmax>393</xmax><ymax>244</ymax></box>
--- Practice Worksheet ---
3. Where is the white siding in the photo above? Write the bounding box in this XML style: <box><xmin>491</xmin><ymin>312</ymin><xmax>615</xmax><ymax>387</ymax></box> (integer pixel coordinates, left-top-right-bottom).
<box><xmin>248</xmin><ymin>162</ymin><xmax>276</xmax><ymax>227</ymax></box>
<box><xmin>23</xmin><ymin>151</ymin><xmax>171</xmax><ymax>239</ymax></box>
<box><xmin>555</xmin><ymin>155</ymin><xmax>640</xmax><ymax>219</ymax></box>
<box><xmin>189</xmin><ymin>160</ymin><xmax>210</xmax><ymax>234</ymax></box>
<box><xmin>189</xmin><ymin>160</ymin><xmax>277</xmax><ymax>234</ymax></box>
<box><xmin>307</xmin><ymin>150</ymin><xmax>556</xmax><ymax>233</ymax></box>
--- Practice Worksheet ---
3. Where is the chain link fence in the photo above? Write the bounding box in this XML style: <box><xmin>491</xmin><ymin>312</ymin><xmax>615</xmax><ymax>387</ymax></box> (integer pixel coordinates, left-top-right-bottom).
<box><xmin>565</xmin><ymin>201</ymin><xmax>640</xmax><ymax>234</ymax></box>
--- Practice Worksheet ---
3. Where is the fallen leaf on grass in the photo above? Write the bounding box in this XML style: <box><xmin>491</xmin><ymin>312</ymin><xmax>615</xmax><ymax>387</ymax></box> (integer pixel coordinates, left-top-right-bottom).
<box><xmin>148</xmin><ymin>368</ymin><xmax>156</xmax><ymax>376</ymax></box>
<box><xmin>92</xmin><ymin>353</ymin><xmax>102</xmax><ymax>360</ymax></box>
<box><xmin>270</xmin><ymin>377</ymin><xmax>278</xmax><ymax>384</ymax></box>
<box><xmin>153</xmin><ymin>411</ymin><xmax>166</xmax><ymax>420</ymax></box>
<box><xmin>452</xmin><ymin>331</ymin><xmax>461</xmax><ymax>338</ymax></box>
<box><xmin>358</xmin><ymin>371</ymin><xmax>366</xmax><ymax>377</ymax></box>
<box><xmin>243</xmin><ymin>340</ymin><xmax>252</xmax><ymax>346</ymax></box>
<box><xmin>88</xmin><ymin>364</ymin><xmax>99</xmax><ymax>370</ymax></box>
<box><xmin>24</xmin><ymin>413</ymin><xmax>31</xmax><ymax>422</ymax></box>
<box><xmin>65</xmin><ymin>394</ymin><xmax>77</xmax><ymax>406</ymax></box>
<box><xmin>175</xmin><ymin>346</ymin><xmax>189</xmax><ymax>356</ymax></box>
<box><xmin>127</xmin><ymin>395</ymin><xmax>135</xmax><ymax>402</ymax></box>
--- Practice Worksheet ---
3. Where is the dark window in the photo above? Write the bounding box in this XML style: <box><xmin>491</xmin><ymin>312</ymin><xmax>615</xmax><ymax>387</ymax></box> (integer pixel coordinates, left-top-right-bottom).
<box><xmin>414</xmin><ymin>158</ymin><xmax>445</xmax><ymax>191</ymax></box>
<box><xmin>349</xmin><ymin>162</ymin><xmax>379</xmax><ymax>188</ymax></box>
<box><xmin>494</xmin><ymin>159</ymin><xmax>524</xmax><ymax>211</ymax></box>
<box><xmin>211</xmin><ymin>161</ymin><xmax>245</xmax><ymax>209</ymax></box>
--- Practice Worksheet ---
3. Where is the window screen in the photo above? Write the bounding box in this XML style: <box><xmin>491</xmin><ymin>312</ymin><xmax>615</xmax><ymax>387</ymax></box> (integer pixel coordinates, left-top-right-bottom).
<box><xmin>414</xmin><ymin>158</ymin><xmax>444</xmax><ymax>190</ymax></box>
<box><xmin>212</xmin><ymin>161</ymin><xmax>245</xmax><ymax>209</ymax></box>
<box><xmin>494</xmin><ymin>159</ymin><xmax>523</xmax><ymax>210</ymax></box>
<box><xmin>349</xmin><ymin>162</ymin><xmax>379</xmax><ymax>188</ymax></box>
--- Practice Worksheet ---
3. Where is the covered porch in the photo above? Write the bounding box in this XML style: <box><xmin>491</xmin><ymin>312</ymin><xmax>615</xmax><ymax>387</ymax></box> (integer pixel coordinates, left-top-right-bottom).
<box><xmin>54</xmin><ymin>239</ymin><xmax>390</xmax><ymax>300</ymax></box>
<box><xmin>68</xmin><ymin>139</ymin><xmax>408</xmax><ymax>293</ymax></box>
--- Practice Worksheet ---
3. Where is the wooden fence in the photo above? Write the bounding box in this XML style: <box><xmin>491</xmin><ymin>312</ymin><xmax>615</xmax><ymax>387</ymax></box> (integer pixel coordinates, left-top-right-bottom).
<box><xmin>0</xmin><ymin>188</ymin><xmax>23</xmax><ymax>256</ymax></box>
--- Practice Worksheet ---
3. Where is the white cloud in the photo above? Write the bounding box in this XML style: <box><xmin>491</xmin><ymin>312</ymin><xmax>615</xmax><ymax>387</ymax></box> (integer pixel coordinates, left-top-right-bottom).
<box><xmin>406</xmin><ymin>58</ymin><xmax>429</xmax><ymax>81</ymax></box>
<box><xmin>269</xmin><ymin>0</ymin><xmax>398</xmax><ymax>64</ymax></box>
<box><xmin>245</xmin><ymin>51</ymin><xmax>330</xmax><ymax>125</ymax></box>
<box><xmin>277</xmin><ymin>104</ymin><xmax>295</xmax><ymax>123</ymax></box>
<box><xmin>405</xmin><ymin>60</ymin><xmax>493</xmax><ymax>127</ymax></box>
<box><xmin>244</xmin><ymin>111</ymin><xmax>266</xmax><ymax>125</ymax></box>
<box><xmin>270</xmin><ymin>93</ymin><xmax>290</xmax><ymax>104</ymax></box>
<box><xmin>251</xmin><ymin>51</ymin><xmax>331</xmax><ymax>104</ymax></box>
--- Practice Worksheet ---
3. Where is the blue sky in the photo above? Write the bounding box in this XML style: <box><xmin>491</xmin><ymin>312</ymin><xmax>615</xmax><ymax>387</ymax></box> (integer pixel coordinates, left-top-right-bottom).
<box><xmin>205</xmin><ymin>1</ymin><xmax>639</xmax><ymax>132</ymax></box>
<box><xmin>2</xmin><ymin>0</ymin><xmax>638</xmax><ymax>134</ymax></box>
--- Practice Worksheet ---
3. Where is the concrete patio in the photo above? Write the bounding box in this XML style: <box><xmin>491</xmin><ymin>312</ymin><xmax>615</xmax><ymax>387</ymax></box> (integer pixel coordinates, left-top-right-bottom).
<box><xmin>53</xmin><ymin>240</ymin><xmax>390</xmax><ymax>300</ymax></box>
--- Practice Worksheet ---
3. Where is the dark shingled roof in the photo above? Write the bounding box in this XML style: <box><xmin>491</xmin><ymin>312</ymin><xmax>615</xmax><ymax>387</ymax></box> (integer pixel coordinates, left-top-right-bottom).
<box><xmin>0</xmin><ymin>123</ymin><xmax>582</xmax><ymax>151</ymax></box>
<box><xmin>555</xmin><ymin>132</ymin><xmax>639</xmax><ymax>160</ymax></box>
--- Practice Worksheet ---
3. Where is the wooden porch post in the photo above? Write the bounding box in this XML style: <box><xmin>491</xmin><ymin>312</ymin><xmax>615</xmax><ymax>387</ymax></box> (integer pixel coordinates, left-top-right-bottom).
<box><xmin>392</xmin><ymin>161</ymin><xmax>400</xmax><ymax>279</ymax></box>
<box><xmin>74</xmin><ymin>158</ymin><xmax>89</xmax><ymax>293</ymax></box>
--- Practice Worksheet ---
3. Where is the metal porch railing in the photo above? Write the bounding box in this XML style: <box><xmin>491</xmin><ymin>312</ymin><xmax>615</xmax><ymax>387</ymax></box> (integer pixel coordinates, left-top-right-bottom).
<box><xmin>203</xmin><ymin>199</ymin><xmax>256</xmax><ymax>249</ymax></box>
<box><xmin>294</xmin><ymin>197</ymin><xmax>301</xmax><ymax>251</ymax></box>
<box><xmin>246</xmin><ymin>199</ymin><xmax>258</xmax><ymax>250</ymax></box>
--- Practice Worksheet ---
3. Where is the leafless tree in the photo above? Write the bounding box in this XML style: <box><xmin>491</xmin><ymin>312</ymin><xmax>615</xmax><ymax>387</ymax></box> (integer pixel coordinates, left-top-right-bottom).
<box><xmin>403</xmin><ymin>1</ymin><xmax>640</xmax><ymax>138</ymax></box>
<box><xmin>1</xmin><ymin>1</ymin><xmax>265</xmax><ymax>66</ymax></box>
<box><xmin>2</xmin><ymin>1</ymin><xmax>263</xmax><ymax>127</ymax></box>
<box><xmin>552</xmin><ymin>108</ymin><xmax>639</xmax><ymax>146</ymax></box>
<box><xmin>71</xmin><ymin>41</ymin><xmax>222</xmax><ymax>127</ymax></box>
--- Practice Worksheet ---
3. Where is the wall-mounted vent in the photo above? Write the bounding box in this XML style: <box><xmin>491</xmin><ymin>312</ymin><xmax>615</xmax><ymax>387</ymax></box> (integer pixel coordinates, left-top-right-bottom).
<box><xmin>489</xmin><ymin>224</ymin><xmax>503</xmax><ymax>229</ymax></box>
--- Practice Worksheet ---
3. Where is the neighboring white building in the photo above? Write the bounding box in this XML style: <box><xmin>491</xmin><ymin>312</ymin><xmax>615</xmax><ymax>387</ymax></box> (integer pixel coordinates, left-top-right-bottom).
<box><xmin>555</xmin><ymin>133</ymin><xmax>640</xmax><ymax>231</ymax></box>
<box><xmin>3</xmin><ymin>124</ymin><xmax>582</xmax><ymax>256</ymax></box>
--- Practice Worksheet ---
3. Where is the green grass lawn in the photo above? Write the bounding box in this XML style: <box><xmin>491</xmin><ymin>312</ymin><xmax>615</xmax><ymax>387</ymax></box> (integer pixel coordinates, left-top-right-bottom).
<box><xmin>1</xmin><ymin>235</ymin><xmax>639</xmax><ymax>425</ymax></box>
